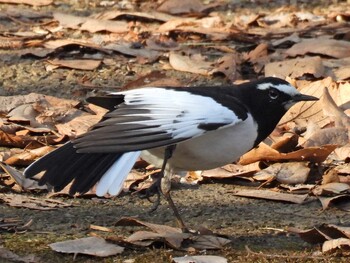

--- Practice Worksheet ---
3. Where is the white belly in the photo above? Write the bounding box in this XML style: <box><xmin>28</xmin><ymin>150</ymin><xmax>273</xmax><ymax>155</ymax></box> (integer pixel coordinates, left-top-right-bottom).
<box><xmin>141</xmin><ymin>115</ymin><xmax>257</xmax><ymax>172</ymax></box>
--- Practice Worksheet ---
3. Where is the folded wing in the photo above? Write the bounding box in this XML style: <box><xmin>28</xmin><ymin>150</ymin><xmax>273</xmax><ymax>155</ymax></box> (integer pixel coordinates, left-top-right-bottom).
<box><xmin>74</xmin><ymin>88</ymin><xmax>244</xmax><ymax>153</ymax></box>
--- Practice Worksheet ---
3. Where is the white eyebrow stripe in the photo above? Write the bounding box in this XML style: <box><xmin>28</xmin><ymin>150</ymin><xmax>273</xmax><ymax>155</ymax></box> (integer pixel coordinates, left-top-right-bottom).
<box><xmin>257</xmin><ymin>83</ymin><xmax>300</xmax><ymax>96</ymax></box>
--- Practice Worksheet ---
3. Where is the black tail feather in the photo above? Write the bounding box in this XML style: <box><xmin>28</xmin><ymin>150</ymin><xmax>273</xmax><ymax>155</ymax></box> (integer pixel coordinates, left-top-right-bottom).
<box><xmin>24</xmin><ymin>142</ymin><xmax>121</xmax><ymax>195</ymax></box>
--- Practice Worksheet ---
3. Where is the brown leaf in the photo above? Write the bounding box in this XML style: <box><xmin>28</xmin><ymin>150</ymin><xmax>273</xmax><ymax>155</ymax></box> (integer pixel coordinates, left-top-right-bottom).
<box><xmin>157</xmin><ymin>0</ymin><xmax>205</xmax><ymax>14</ymax></box>
<box><xmin>104</xmin><ymin>43</ymin><xmax>160</xmax><ymax>61</ymax></box>
<box><xmin>265</xmin><ymin>56</ymin><xmax>325</xmax><ymax>79</ymax></box>
<box><xmin>270</xmin><ymin>133</ymin><xmax>299</xmax><ymax>153</ymax></box>
<box><xmin>288</xmin><ymin>226</ymin><xmax>332</xmax><ymax>244</ymax></box>
<box><xmin>280</xmin><ymin>80</ymin><xmax>350</xmax><ymax>138</ymax></box>
<box><xmin>146</xmin><ymin>36</ymin><xmax>180</xmax><ymax>52</ymax></box>
<box><xmin>318</xmin><ymin>195</ymin><xmax>350</xmax><ymax>211</ymax></box>
<box><xmin>304</xmin><ymin>127</ymin><xmax>349</xmax><ymax>148</ymax></box>
<box><xmin>123</xmin><ymin>171</ymin><xmax>149</xmax><ymax>192</ymax></box>
<box><xmin>4</xmin><ymin>146</ymin><xmax>54</xmax><ymax>166</ymax></box>
<box><xmin>53</xmin><ymin>12</ymin><xmax>88</xmax><ymax>29</ymax></box>
<box><xmin>0</xmin><ymin>194</ymin><xmax>72</xmax><ymax>210</ymax></box>
<box><xmin>286</xmin><ymin>39</ymin><xmax>350</xmax><ymax>58</ymax></box>
<box><xmin>201</xmin><ymin>163</ymin><xmax>258</xmax><ymax>180</ymax></box>
<box><xmin>0</xmin><ymin>162</ymin><xmax>47</xmax><ymax>191</ymax></box>
<box><xmin>254</xmin><ymin>162</ymin><xmax>310</xmax><ymax>184</ymax></box>
<box><xmin>322</xmin><ymin>169</ymin><xmax>340</xmax><ymax>184</ymax></box>
<box><xmin>232</xmin><ymin>189</ymin><xmax>310</xmax><ymax>204</ymax></box>
<box><xmin>116</xmin><ymin>217</ymin><xmax>182</xmax><ymax>235</ymax></box>
<box><xmin>43</xmin><ymin>39</ymin><xmax>108</xmax><ymax>53</ymax></box>
<box><xmin>89</xmin><ymin>224</ymin><xmax>113</xmax><ymax>233</ymax></box>
<box><xmin>116</xmin><ymin>217</ymin><xmax>230</xmax><ymax>250</ymax></box>
<box><xmin>94</xmin><ymin>10</ymin><xmax>174</xmax><ymax>22</ymax></box>
<box><xmin>331</xmin><ymin>145</ymin><xmax>350</xmax><ymax>161</ymax></box>
<box><xmin>169</xmin><ymin>51</ymin><xmax>213</xmax><ymax>75</ymax></box>
<box><xmin>322</xmin><ymin>238</ymin><xmax>350</xmax><ymax>254</ymax></box>
<box><xmin>0</xmin><ymin>0</ymin><xmax>52</xmax><ymax>6</ymax></box>
<box><xmin>322</xmin><ymin>85</ymin><xmax>350</xmax><ymax>128</ymax></box>
<box><xmin>173</xmin><ymin>255</ymin><xmax>228</xmax><ymax>263</ymax></box>
<box><xmin>239</xmin><ymin>143</ymin><xmax>337</xmax><ymax>165</ymax></box>
<box><xmin>56</xmin><ymin>114</ymin><xmax>102</xmax><ymax>137</ymax></box>
<box><xmin>7</xmin><ymin>104</ymin><xmax>42</xmax><ymax>127</ymax></box>
<box><xmin>126</xmin><ymin>230</ymin><xmax>186</xmax><ymax>249</ymax></box>
<box><xmin>121</xmin><ymin>71</ymin><xmax>182</xmax><ymax>90</ymax></box>
<box><xmin>0</xmin><ymin>93</ymin><xmax>45</xmax><ymax>114</ymax></box>
<box><xmin>157</xmin><ymin>0</ymin><xmax>221</xmax><ymax>15</ymax></box>
<box><xmin>324</xmin><ymin>57</ymin><xmax>350</xmax><ymax>81</ymax></box>
<box><xmin>158</xmin><ymin>17</ymin><xmax>237</xmax><ymax>41</ymax></box>
<box><xmin>0</xmin><ymin>246</ymin><xmax>37</xmax><ymax>263</ymax></box>
<box><xmin>188</xmin><ymin>235</ymin><xmax>231</xmax><ymax>250</ymax></box>
<box><xmin>209</xmin><ymin>53</ymin><xmax>239</xmax><ymax>81</ymax></box>
<box><xmin>80</xmin><ymin>19</ymin><xmax>129</xmax><ymax>33</ymax></box>
<box><xmin>0</xmin><ymin>130</ymin><xmax>36</xmax><ymax>149</ymax></box>
<box><xmin>312</xmin><ymin>183</ymin><xmax>350</xmax><ymax>196</ymax></box>
<box><xmin>46</xmin><ymin>59</ymin><xmax>101</xmax><ymax>71</ymax></box>
<box><xmin>49</xmin><ymin>237</ymin><xmax>124</xmax><ymax>257</ymax></box>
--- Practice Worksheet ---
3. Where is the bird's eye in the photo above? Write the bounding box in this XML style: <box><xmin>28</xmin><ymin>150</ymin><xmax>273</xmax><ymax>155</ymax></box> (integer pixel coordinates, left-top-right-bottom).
<box><xmin>269</xmin><ymin>89</ymin><xmax>280</xmax><ymax>99</ymax></box>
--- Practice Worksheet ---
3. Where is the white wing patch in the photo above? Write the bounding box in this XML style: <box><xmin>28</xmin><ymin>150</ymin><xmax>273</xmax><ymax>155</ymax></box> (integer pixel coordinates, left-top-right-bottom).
<box><xmin>111</xmin><ymin>88</ymin><xmax>241</xmax><ymax>140</ymax></box>
<box><xmin>96</xmin><ymin>151</ymin><xmax>141</xmax><ymax>196</ymax></box>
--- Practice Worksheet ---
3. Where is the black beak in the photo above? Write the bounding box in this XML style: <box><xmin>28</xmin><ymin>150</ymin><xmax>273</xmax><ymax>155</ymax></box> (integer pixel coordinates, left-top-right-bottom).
<box><xmin>292</xmin><ymin>93</ymin><xmax>318</xmax><ymax>102</ymax></box>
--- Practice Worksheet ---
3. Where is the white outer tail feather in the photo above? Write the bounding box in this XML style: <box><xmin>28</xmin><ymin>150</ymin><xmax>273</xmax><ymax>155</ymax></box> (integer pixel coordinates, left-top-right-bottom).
<box><xmin>96</xmin><ymin>151</ymin><xmax>141</xmax><ymax>196</ymax></box>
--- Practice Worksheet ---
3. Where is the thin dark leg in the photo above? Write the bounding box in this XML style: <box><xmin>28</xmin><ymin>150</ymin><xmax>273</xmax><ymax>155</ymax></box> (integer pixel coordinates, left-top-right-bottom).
<box><xmin>159</xmin><ymin>146</ymin><xmax>188</xmax><ymax>232</ymax></box>
<box><xmin>139</xmin><ymin>145</ymin><xmax>176</xmax><ymax>211</ymax></box>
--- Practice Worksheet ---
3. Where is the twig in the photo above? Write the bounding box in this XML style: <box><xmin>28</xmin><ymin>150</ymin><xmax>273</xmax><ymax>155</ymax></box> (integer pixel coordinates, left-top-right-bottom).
<box><xmin>245</xmin><ymin>245</ymin><xmax>327</xmax><ymax>260</ymax></box>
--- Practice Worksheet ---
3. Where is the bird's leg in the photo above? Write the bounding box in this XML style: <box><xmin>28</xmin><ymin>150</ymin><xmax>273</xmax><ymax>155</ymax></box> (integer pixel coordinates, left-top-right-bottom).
<box><xmin>141</xmin><ymin>145</ymin><xmax>175</xmax><ymax>211</ymax></box>
<box><xmin>159</xmin><ymin>146</ymin><xmax>188</xmax><ymax>232</ymax></box>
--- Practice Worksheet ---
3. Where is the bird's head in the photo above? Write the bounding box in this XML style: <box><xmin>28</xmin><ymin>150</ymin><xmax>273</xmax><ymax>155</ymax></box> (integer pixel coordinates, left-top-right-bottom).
<box><xmin>254</xmin><ymin>77</ymin><xmax>318</xmax><ymax>111</ymax></box>
<box><xmin>239</xmin><ymin>77</ymin><xmax>318</xmax><ymax>145</ymax></box>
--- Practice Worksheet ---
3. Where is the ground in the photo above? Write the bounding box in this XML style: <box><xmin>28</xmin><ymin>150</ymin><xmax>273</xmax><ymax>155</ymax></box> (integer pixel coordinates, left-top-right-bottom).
<box><xmin>1</xmin><ymin>0</ymin><xmax>350</xmax><ymax>262</ymax></box>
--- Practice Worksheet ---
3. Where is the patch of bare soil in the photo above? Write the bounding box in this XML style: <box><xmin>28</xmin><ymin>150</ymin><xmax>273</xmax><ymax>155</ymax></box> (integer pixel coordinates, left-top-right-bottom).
<box><xmin>1</xmin><ymin>183</ymin><xmax>349</xmax><ymax>262</ymax></box>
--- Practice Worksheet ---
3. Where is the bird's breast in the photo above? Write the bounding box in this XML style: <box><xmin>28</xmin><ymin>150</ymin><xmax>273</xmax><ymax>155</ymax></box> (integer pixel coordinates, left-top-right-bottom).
<box><xmin>141</xmin><ymin>115</ymin><xmax>258</xmax><ymax>172</ymax></box>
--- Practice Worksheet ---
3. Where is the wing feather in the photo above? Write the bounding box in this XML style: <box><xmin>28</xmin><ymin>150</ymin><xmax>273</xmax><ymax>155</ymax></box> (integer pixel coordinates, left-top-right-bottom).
<box><xmin>74</xmin><ymin>88</ymin><xmax>244</xmax><ymax>153</ymax></box>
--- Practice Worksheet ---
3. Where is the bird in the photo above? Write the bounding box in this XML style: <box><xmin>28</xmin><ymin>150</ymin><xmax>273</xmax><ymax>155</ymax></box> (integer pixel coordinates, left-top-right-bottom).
<box><xmin>24</xmin><ymin>77</ymin><xmax>318</xmax><ymax>231</ymax></box>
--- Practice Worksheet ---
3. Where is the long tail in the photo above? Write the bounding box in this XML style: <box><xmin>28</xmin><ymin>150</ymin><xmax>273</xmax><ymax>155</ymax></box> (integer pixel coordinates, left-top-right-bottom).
<box><xmin>24</xmin><ymin>142</ymin><xmax>141</xmax><ymax>196</ymax></box>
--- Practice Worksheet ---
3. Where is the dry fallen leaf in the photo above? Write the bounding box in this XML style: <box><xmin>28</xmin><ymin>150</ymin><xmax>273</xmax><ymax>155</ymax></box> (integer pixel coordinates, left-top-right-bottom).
<box><xmin>49</xmin><ymin>237</ymin><xmax>124</xmax><ymax>257</ymax></box>
<box><xmin>169</xmin><ymin>51</ymin><xmax>213</xmax><ymax>75</ymax></box>
<box><xmin>317</xmin><ymin>195</ymin><xmax>350</xmax><ymax>211</ymax></box>
<box><xmin>265</xmin><ymin>56</ymin><xmax>325</xmax><ymax>79</ymax></box>
<box><xmin>173</xmin><ymin>255</ymin><xmax>228</xmax><ymax>263</ymax></box>
<box><xmin>0</xmin><ymin>246</ymin><xmax>37</xmax><ymax>263</ymax></box>
<box><xmin>239</xmin><ymin>142</ymin><xmax>337</xmax><ymax>165</ymax></box>
<box><xmin>0</xmin><ymin>194</ymin><xmax>72</xmax><ymax>210</ymax></box>
<box><xmin>322</xmin><ymin>238</ymin><xmax>350</xmax><ymax>254</ymax></box>
<box><xmin>0</xmin><ymin>163</ymin><xmax>47</xmax><ymax>191</ymax></box>
<box><xmin>157</xmin><ymin>0</ymin><xmax>206</xmax><ymax>15</ymax></box>
<box><xmin>233</xmin><ymin>189</ymin><xmax>310</xmax><ymax>204</ymax></box>
<box><xmin>201</xmin><ymin>163</ymin><xmax>258</xmax><ymax>180</ymax></box>
<box><xmin>0</xmin><ymin>0</ymin><xmax>53</xmax><ymax>6</ymax></box>
<box><xmin>312</xmin><ymin>182</ymin><xmax>350</xmax><ymax>196</ymax></box>
<box><xmin>4</xmin><ymin>146</ymin><xmax>54</xmax><ymax>166</ymax></box>
<box><xmin>286</xmin><ymin>38</ymin><xmax>350</xmax><ymax>59</ymax></box>
<box><xmin>46</xmin><ymin>59</ymin><xmax>102</xmax><ymax>71</ymax></box>
<box><xmin>55</xmin><ymin>114</ymin><xmax>102</xmax><ymax>137</ymax></box>
<box><xmin>116</xmin><ymin>217</ymin><xmax>230</xmax><ymax>250</ymax></box>
<box><xmin>254</xmin><ymin>162</ymin><xmax>310</xmax><ymax>185</ymax></box>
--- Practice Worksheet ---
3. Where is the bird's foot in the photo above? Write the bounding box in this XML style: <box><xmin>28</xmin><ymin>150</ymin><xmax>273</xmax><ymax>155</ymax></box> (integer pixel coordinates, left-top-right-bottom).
<box><xmin>138</xmin><ymin>176</ymin><xmax>162</xmax><ymax>213</ymax></box>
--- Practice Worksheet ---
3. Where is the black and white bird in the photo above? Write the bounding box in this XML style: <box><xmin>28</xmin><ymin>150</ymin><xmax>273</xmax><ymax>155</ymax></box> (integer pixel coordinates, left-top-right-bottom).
<box><xmin>24</xmin><ymin>77</ymin><xmax>318</xmax><ymax>230</ymax></box>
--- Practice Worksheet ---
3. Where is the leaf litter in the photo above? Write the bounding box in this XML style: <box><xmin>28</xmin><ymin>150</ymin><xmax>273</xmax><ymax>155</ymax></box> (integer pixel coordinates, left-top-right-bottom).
<box><xmin>1</xmin><ymin>0</ymin><xmax>350</xmax><ymax>260</ymax></box>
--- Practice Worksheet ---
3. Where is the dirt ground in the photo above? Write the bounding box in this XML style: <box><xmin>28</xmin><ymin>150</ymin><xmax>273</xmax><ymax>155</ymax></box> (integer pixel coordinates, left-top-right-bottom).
<box><xmin>2</xmin><ymin>183</ymin><xmax>350</xmax><ymax>263</ymax></box>
<box><xmin>1</xmin><ymin>1</ymin><xmax>350</xmax><ymax>262</ymax></box>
